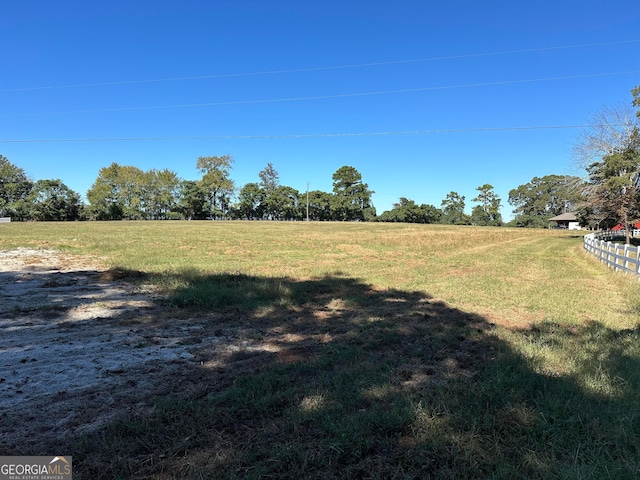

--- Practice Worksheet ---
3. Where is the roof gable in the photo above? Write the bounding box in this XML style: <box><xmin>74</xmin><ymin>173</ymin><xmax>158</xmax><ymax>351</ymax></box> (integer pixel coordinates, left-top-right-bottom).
<box><xmin>548</xmin><ymin>212</ymin><xmax>578</xmax><ymax>222</ymax></box>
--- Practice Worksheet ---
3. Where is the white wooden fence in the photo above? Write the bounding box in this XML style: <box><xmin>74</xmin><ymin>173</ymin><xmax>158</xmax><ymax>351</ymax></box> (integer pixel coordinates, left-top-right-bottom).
<box><xmin>584</xmin><ymin>230</ymin><xmax>640</xmax><ymax>276</ymax></box>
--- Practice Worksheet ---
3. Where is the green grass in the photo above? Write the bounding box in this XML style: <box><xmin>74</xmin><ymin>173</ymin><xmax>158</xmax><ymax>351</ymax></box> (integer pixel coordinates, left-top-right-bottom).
<box><xmin>2</xmin><ymin>221</ymin><xmax>640</xmax><ymax>478</ymax></box>
<box><xmin>1</xmin><ymin>222</ymin><xmax>633</xmax><ymax>327</ymax></box>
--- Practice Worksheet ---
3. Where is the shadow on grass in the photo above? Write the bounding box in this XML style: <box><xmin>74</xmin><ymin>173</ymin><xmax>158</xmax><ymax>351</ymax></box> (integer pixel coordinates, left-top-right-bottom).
<box><xmin>556</xmin><ymin>234</ymin><xmax>586</xmax><ymax>240</ymax></box>
<box><xmin>608</xmin><ymin>237</ymin><xmax>640</xmax><ymax>247</ymax></box>
<box><xmin>44</xmin><ymin>272</ymin><xmax>640</xmax><ymax>478</ymax></box>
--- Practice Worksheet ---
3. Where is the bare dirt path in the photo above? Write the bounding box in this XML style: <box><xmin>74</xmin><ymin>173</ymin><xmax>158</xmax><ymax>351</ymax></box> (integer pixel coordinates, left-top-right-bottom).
<box><xmin>0</xmin><ymin>249</ymin><xmax>237</xmax><ymax>453</ymax></box>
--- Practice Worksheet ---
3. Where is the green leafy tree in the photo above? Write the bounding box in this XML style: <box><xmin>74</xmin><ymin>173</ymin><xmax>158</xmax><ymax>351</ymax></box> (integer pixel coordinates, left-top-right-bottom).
<box><xmin>28</xmin><ymin>179</ymin><xmax>82</xmax><ymax>221</ymax></box>
<box><xmin>587</xmin><ymin>139</ymin><xmax>640</xmax><ymax>244</ymax></box>
<box><xmin>575</xmin><ymin>91</ymin><xmax>640</xmax><ymax>238</ymax></box>
<box><xmin>331</xmin><ymin>166</ymin><xmax>375</xmax><ymax>221</ymax></box>
<box><xmin>471</xmin><ymin>184</ymin><xmax>503</xmax><ymax>226</ymax></box>
<box><xmin>268</xmin><ymin>186</ymin><xmax>301</xmax><ymax>220</ymax></box>
<box><xmin>258</xmin><ymin>163</ymin><xmax>284</xmax><ymax>219</ymax></box>
<box><xmin>235</xmin><ymin>182</ymin><xmax>265</xmax><ymax>219</ymax></box>
<box><xmin>307</xmin><ymin>190</ymin><xmax>334</xmax><ymax>221</ymax></box>
<box><xmin>440</xmin><ymin>191</ymin><xmax>469</xmax><ymax>225</ymax></box>
<box><xmin>177</xmin><ymin>180</ymin><xmax>207</xmax><ymax>220</ymax></box>
<box><xmin>378</xmin><ymin>198</ymin><xmax>441</xmax><ymax>223</ymax></box>
<box><xmin>197</xmin><ymin>155</ymin><xmax>235</xmax><ymax>219</ymax></box>
<box><xmin>118</xmin><ymin>165</ymin><xmax>146</xmax><ymax>220</ymax></box>
<box><xmin>508</xmin><ymin>175</ymin><xmax>585</xmax><ymax>228</ymax></box>
<box><xmin>421</xmin><ymin>204</ymin><xmax>442</xmax><ymax>224</ymax></box>
<box><xmin>85</xmin><ymin>184</ymin><xmax>120</xmax><ymax>220</ymax></box>
<box><xmin>142</xmin><ymin>169</ymin><xmax>180</xmax><ymax>219</ymax></box>
<box><xmin>86</xmin><ymin>163</ymin><xmax>123</xmax><ymax>220</ymax></box>
<box><xmin>0</xmin><ymin>155</ymin><xmax>33</xmax><ymax>220</ymax></box>
<box><xmin>86</xmin><ymin>163</ymin><xmax>146</xmax><ymax>220</ymax></box>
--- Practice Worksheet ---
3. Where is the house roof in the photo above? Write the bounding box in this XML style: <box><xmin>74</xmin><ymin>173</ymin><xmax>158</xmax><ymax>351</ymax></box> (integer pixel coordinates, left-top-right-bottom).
<box><xmin>548</xmin><ymin>212</ymin><xmax>578</xmax><ymax>222</ymax></box>
<box><xmin>612</xmin><ymin>222</ymin><xmax>640</xmax><ymax>230</ymax></box>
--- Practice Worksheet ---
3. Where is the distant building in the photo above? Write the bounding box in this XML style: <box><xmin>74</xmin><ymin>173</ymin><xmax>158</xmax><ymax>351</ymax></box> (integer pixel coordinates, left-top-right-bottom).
<box><xmin>548</xmin><ymin>212</ymin><xmax>581</xmax><ymax>230</ymax></box>
<box><xmin>611</xmin><ymin>222</ymin><xmax>640</xmax><ymax>231</ymax></box>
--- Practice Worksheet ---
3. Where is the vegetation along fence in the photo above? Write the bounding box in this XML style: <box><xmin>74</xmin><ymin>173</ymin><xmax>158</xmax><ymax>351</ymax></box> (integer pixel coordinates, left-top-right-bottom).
<box><xmin>584</xmin><ymin>230</ymin><xmax>640</xmax><ymax>276</ymax></box>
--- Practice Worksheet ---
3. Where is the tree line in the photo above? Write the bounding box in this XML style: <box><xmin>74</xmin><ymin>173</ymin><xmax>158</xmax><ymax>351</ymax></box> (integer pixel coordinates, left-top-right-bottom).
<box><xmin>0</xmin><ymin>152</ymin><xmax>579</xmax><ymax>227</ymax></box>
<box><xmin>0</xmin><ymin>156</ymin><xmax>377</xmax><ymax>223</ymax></box>
<box><xmin>1</xmin><ymin>86</ymin><xmax>638</xmax><ymax>229</ymax></box>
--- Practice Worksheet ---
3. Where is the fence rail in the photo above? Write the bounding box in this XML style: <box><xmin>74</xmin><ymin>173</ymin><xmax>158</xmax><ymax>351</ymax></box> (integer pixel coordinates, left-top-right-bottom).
<box><xmin>584</xmin><ymin>230</ymin><xmax>640</xmax><ymax>276</ymax></box>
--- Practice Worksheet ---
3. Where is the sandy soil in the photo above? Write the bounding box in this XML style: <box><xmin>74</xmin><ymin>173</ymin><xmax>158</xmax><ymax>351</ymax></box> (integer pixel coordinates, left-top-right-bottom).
<box><xmin>0</xmin><ymin>249</ymin><xmax>258</xmax><ymax>454</ymax></box>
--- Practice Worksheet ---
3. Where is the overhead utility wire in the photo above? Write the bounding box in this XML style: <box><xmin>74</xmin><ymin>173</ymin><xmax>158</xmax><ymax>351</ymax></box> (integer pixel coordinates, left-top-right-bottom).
<box><xmin>0</xmin><ymin>124</ymin><xmax>624</xmax><ymax>144</ymax></box>
<box><xmin>4</xmin><ymin>70</ymin><xmax>639</xmax><ymax>118</ymax></box>
<box><xmin>0</xmin><ymin>39</ymin><xmax>638</xmax><ymax>93</ymax></box>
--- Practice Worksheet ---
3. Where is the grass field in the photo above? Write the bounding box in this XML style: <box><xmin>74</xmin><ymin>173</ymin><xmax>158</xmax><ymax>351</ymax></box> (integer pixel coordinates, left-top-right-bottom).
<box><xmin>2</xmin><ymin>221</ymin><xmax>640</xmax><ymax>479</ymax></box>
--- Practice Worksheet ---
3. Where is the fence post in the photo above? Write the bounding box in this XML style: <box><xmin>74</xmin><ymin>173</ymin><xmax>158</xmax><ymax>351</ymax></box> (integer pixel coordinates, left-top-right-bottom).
<box><xmin>616</xmin><ymin>244</ymin><xmax>622</xmax><ymax>271</ymax></box>
<box><xmin>624</xmin><ymin>244</ymin><xmax>630</xmax><ymax>272</ymax></box>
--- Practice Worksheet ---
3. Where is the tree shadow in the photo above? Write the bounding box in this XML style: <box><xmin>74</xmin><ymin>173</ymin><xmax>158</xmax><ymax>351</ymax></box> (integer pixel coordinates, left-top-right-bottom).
<box><xmin>3</xmin><ymin>269</ymin><xmax>640</xmax><ymax>479</ymax></box>
<box><xmin>555</xmin><ymin>234</ymin><xmax>586</xmax><ymax>240</ymax></box>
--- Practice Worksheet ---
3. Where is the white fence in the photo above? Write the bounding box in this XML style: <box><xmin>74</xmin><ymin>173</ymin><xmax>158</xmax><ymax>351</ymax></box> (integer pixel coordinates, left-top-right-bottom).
<box><xmin>0</xmin><ymin>217</ymin><xmax>10</xmax><ymax>223</ymax></box>
<box><xmin>584</xmin><ymin>230</ymin><xmax>640</xmax><ymax>276</ymax></box>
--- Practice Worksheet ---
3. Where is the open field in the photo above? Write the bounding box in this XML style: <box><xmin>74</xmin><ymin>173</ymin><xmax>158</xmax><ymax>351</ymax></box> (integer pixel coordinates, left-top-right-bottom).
<box><xmin>1</xmin><ymin>222</ymin><xmax>640</xmax><ymax>479</ymax></box>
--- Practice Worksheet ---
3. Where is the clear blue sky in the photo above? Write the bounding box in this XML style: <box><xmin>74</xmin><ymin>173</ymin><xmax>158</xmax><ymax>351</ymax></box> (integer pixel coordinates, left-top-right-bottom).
<box><xmin>1</xmin><ymin>0</ymin><xmax>639</xmax><ymax>219</ymax></box>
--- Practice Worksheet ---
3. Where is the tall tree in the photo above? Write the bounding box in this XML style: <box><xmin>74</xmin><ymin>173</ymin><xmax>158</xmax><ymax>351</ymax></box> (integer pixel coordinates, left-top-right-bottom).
<box><xmin>508</xmin><ymin>175</ymin><xmax>585</xmax><ymax>228</ymax></box>
<box><xmin>0</xmin><ymin>155</ymin><xmax>33</xmax><ymax>220</ymax></box>
<box><xmin>307</xmin><ymin>190</ymin><xmax>334</xmax><ymax>221</ymax></box>
<box><xmin>440</xmin><ymin>191</ymin><xmax>469</xmax><ymax>225</ymax></box>
<box><xmin>258</xmin><ymin>163</ymin><xmax>279</xmax><ymax>194</ymax></box>
<box><xmin>420</xmin><ymin>204</ymin><xmax>442</xmax><ymax>224</ymax></box>
<box><xmin>331</xmin><ymin>166</ymin><xmax>374</xmax><ymax>221</ymax></box>
<box><xmin>86</xmin><ymin>163</ymin><xmax>122</xmax><ymax>220</ymax></box>
<box><xmin>471</xmin><ymin>184</ymin><xmax>503</xmax><ymax>226</ymax></box>
<box><xmin>197</xmin><ymin>155</ymin><xmax>234</xmax><ymax>219</ymax></box>
<box><xmin>142</xmin><ymin>169</ymin><xmax>180</xmax><ymax>219</ymax></box>
<box><xmin>586</xmin><ymin>139</ymin><xmax>640</xmax><ymax>244</ymax></box>
<box><xmin>574</xmin><ymin>93</ymin><xmax>640</xmax><ymax>237</ymax></box>
<box><xmin>268</xmin><ymin>186</ymin><xmax>301</xmax><ymax>220</ymax></box>
<box><xmin>258</xmin><ymin>163</ymin><xmax>282</xmax><ymax>219</ymax></box>
<box><xmin>119</xmin><ymin>165</ymin><xmax>146</xmax><ymax>219</ymax></box>
<box><xmin>573</xmin><ymin>100</ymin><xmax>639</xmax><ymax>171</ymax></box>
<box><xmin>27</xmin><ymin>179</ymin><xmax>82</xmax><ymax>221</ymax></box>
<box><xmin>235</xmin><ymin>182</ymin><xmax>264</xmax><ymax>219</ymax></box>
<box><xmin>177</xmin><ymin>180</ymin><xmax>207</xmax><ymax>220</ymax></box>
<box><xmin>86</xmin><ymin>163</ymin><xmax>146</xmax><ymax>220</ymax></box>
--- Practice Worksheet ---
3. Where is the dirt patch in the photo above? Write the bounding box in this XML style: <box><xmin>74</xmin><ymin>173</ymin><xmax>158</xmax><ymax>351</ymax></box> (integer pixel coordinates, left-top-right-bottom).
<box><xmin>0</xmin><ymin>249</ymin><xmax>263</xmax><ymax>454</ymax></box>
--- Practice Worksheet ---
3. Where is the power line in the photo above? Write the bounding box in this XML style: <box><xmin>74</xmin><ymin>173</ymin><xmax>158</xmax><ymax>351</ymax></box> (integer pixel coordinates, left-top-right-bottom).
<box><xmin>3</xmin><ymin>70</ymin><xmax>639</xmax><ymax>118</ymax></box>
<box><xmin>0</xmin><ymin>39</ymin><xmax>638</xmax><ymax>93</ymax></box>
<box><xmin>0</xmin><ymin>124</ymin><xmax>621</xmax><ymax>143</ymax></box>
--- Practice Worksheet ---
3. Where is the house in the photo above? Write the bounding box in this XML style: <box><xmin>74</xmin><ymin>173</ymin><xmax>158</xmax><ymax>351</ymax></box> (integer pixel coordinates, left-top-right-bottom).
<box><xmin>548</xmin><ymin>212</ymin><xmax>581</xmax><ymax>230</ymax></box>
<box><xmin>611</xmin><ymin>222</ymin><xmax>640</xmax><ymax>231</ymax></box>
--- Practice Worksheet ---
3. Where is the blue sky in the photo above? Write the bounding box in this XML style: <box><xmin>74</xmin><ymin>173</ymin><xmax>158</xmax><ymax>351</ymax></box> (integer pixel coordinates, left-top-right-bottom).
<box><xmin>1</xmin><ymin>0</ymin><xmax>639</xmax><ymax>219</ymax></box>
